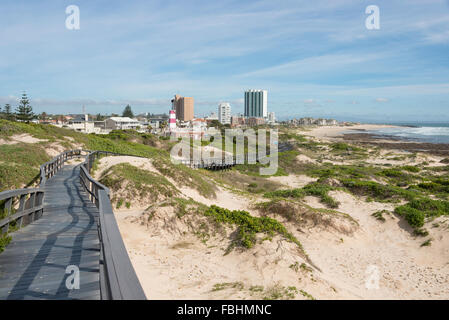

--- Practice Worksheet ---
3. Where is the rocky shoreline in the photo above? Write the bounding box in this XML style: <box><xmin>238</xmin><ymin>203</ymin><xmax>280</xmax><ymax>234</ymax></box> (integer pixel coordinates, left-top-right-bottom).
<box><xmin>342</xmin><ymin>132</ymin><xmax>449</xmax><ymax>156</ymax></box>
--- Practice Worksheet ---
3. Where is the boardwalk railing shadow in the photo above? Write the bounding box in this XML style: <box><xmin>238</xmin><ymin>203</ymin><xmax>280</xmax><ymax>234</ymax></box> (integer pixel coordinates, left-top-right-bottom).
<box><xmin>0</xmin><ymin>150</ymin><xmax>146</xmax><ymax>300</ymax></box>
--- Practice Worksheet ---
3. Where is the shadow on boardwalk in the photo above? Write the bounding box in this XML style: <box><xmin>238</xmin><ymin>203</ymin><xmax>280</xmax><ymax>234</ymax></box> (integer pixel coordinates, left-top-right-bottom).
<box><xmin>0</xmin><ymin>165</ymin><xmax>101</xmax><ymax>300</ymax></box>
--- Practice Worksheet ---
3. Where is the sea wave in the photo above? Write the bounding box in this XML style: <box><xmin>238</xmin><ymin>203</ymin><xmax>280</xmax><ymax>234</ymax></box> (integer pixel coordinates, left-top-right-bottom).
<box><xmin>401</xmin><ymin>127</ymin><xmax>449</xmax><ymax>136</ymax></box>
<box><xmin>365</xmin><ymin>126</ymin><xmax>449</xmax><ymax>143</ymax></box>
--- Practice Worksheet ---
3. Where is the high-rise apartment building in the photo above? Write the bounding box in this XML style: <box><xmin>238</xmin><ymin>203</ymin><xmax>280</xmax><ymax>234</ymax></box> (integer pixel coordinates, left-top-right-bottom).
<box><xmin>171</xmin><ymin>94</ymin><xmax>194</xmax><ymax>121</ymax></box>
<box><xmin>244</xmin><ymin>90</ymin><xmax>267</xmax><ymax>118</ymax></box>
<box><xmin>218</xmin><ymin>102</ymin><xmax>231</xmax><ymax>125</ymax></box>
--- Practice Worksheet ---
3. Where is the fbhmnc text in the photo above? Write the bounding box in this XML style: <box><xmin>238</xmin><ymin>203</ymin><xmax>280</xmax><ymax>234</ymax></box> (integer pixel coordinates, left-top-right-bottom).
<box><xmin>177</xmin><ymin>304</ymin><xmax>272</xmax><ymax>317</ymax></box>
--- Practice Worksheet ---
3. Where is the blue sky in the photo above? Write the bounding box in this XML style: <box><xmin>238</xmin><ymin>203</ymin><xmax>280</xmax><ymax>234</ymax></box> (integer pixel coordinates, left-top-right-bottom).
<box><xmin>0</xmin><ymin>0</ymin><xmax>448</xmax><ymax>121</ymax></box>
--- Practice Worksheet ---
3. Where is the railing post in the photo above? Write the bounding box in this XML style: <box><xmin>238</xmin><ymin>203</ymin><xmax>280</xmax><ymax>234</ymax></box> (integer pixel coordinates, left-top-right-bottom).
<box><xmin>36</xmin><ymin>192</ymin><xmax>44</xmax><ymax>220</ymax></box>
<box><xmin>17</xmin><ymin>194</ymin><xmax>27</xmax><ymax>228</ymax></box>
<box><xmin>2</xmin><ymin>197</ymin><xmax>12</xmax><ymax>233</ymax></box>
<box><xmin>4</xmin><ymin>197</ymin><xmax>12</xmax><ymax>217</ymax></box>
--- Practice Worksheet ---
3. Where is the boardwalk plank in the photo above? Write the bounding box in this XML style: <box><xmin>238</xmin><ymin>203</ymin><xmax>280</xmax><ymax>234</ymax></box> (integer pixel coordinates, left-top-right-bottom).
<box><xmin>0</xmin><ymin>165</ymin><xmax>101</xmax><ymax>300</ymax></box>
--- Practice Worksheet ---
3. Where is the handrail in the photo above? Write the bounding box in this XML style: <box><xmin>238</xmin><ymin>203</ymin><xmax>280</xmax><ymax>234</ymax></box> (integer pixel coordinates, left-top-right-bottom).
<box><xmin>1</xmin><ymin>149</ymin><xmax>146</xmax><ymax>300</ymax></box>
<box><xmin>179</xmin><ymin>154</ymin><xmax>264</xmax><ymax>169</ymax></box>
<box><xmin>39</xmin><ymin>149</ymin><xmax>84</xmax><ymax>185</ymax></box>
<box><xmin>1</xmin><ymin>150</ymin><xmax>85</xmax><ymax>234</ymax></box>
<box><xmin>0</xmin><ymin>188</ymin><xmax>44</xmax><ymax>234</ymax></box>
<box><xmin>80</xmin><ymin>150</ymin><xmax>147</xmax><ymax>300</ymax></box>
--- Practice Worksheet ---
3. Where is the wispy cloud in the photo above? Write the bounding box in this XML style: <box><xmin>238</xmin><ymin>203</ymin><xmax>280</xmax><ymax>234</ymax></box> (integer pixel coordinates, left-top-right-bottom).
<box><xmin>238</xmin><ymin>53</ymin><xmax>388</xmax><ymax>78</ymax></box>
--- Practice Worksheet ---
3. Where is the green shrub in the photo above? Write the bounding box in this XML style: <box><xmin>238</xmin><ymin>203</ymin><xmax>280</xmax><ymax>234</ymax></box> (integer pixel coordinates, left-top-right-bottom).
<box><xmin>414</xmin><ymin>179</ymin><xmax>449</xmax><ymax>194</ymax></box>
<box><xmin>0</xmin><ymin>233</ymin><xmax>12</xmax><ymax>253</ymax></box>
<box><xmin>307</xmin><ymin>164</ymin><xmax>375</xmax><ymax>180</ymax></box>
<box><xmin>264</xmin><ymin>182</ymin><xmax>339</xmax><ymax>208</ymax></box>
<box><xmin>371</xmin><ymin>210</ymin><xmax>388</xmax><ymax>222</ymax></box>
<box><xmin>394</xmin><ymin>206</ymin><xmax>425</xmax><ymax>228</ymax></box>
<box><xmin>116</xmin><ymin>198</ymin><xmax>124</xmax><ymax>209</ymax></box>
<box><xmin>380</xmin><ymin>169</ymin><xmax>403</xmax><ymax>178</ymax></box>
<box><xmin>413</xmin><ymin>228</ymin><xmax>429</xmax><ymax>237</ymax></box>
<box><xmin>401</xmin><ymin>165</ymin><xmax>421</xmax><ymax>173</ymax></box>
<box><xmin>330</xmin><ymin>142</ymin><xmax>362</xmax><ymax>152</ymax></box>
<box><xmin>279</xmin><ymin>133</ymin><xmax>307</xmax><ymax>143</ymax></box>
<box><xmin>342</xmin><ymin>179</ymin><xmax>417</xmax><ymax>201</ymax></box>
<box><xmin>394</xmin><ymin>198</ymin><xmax>449</xmax><ymax>229</ymax></box>
<box><xmin>100</xmin><ymin>163</ymin><xmax>180</xmax><ymax>205</ymax></box>
<box><xmin>203</xmin><ymin>205</ymin><xmax>303</xmax><ymax>251</ymax></box>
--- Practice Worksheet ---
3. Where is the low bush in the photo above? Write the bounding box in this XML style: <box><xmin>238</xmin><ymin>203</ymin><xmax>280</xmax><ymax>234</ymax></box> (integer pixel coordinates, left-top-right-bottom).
<box><xmin>264</xmin><ymin>182</ymin><xmax>339</xmax><ymax>208</ymax></box>
<box><xmin>341</xmin><ymin>179</ymin><xmax>417</xmax><ymax>201</ymax></box>
<box><xmin>203</xmin><ymin>205</ymin><xmax>302</xmax><ymax>250</ymax></box>
<box><xmin>395</xmin><ymin>206</ymin><xmax>425</xmax><ymax>228</ymax></box>
<box><xmin>394</xmin><ymin>198</ymin><xmax>449</xmax><ymax>229</ymax></box>
<box><xmin>401</xmin><ymin>165</ymin><xmax>421</xmax><ymax>173</ymax></box>
<box><xmin>0</xmin><ymin>234</ymin><xmax>12</xmax><ymax>253</ymax></box>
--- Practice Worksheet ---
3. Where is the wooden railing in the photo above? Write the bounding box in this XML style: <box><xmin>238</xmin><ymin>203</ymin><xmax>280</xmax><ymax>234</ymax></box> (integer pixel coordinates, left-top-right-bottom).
<box><xmin>178</xmin><ymin>142</ymin><xmax>290</xmax><ymax>169</ymax></box>
<box><xmin>1</xmin><ymin>149</ymin><xmax>146</xmax><ymax>300</ymax></box>
<box><xmin>179</xmin><ymin>154</ymin><xmax>261</xmax><ymax>169</ymax></box>
<box><xmin>39</xmin><ymin>149</ymin><xmax>84</xmax><ymax>185</ymax></box>
<box><xmin>80</xmin><ymin>151</ymin><xmax>147</xmax><ymax>300</ymax></box>
<box><xmin>0</xmin><ymin>188</ymin><xmax>44</xmax><ymax>234</ymax></box>
<box><xmin>1</xmin><ymin>150</ymin><xmax>85</xmax><ymax>235</ymax></box>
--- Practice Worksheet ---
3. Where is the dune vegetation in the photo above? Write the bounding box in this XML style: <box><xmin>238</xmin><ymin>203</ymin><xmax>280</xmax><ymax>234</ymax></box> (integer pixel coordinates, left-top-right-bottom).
<box><xmin>2</xmin><ymin>120</ymin><xmax>449</xmax><ymax>299</ymax></box>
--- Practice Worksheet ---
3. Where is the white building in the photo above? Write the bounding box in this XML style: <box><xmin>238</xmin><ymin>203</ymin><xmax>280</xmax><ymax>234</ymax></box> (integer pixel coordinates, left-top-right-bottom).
<box><xmin>105</xmin><ymin>117</ymin><xmax>141</xmax><ymax>130</ymax></box>
<box><xmin>218</xmin><ymin>103</ymin><xmax>231</xmax><ymax>125</ymax></box>
<box><xmin>244</xmin><ymin>90</ymin><xmax>267</xmax><ymax>118</ymax></box>
<box><xmin>267</xmin><ymin>112</ymin><xmax>276</xmax><ymax>124</ymax></box>
<box><xmin>64</xmin><ymin>115</ymin><xmax>102</xmax><ymax>134</ymax></box>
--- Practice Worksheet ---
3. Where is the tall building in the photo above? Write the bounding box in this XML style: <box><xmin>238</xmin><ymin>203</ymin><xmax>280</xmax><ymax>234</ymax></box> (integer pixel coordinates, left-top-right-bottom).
<box><xmin>218</xmin><ymin>102</ymin><xmax>231</xmax><ymax>125</ymax></box>
<box><xmin>171</xmin><ymin>94</ymin><xmax>194</xmax><ymax>121</ymax></box>
<box><xmin>244</xmin><ymin>90</ymin><xmax>267</xmax><ymax>118</ymax></box>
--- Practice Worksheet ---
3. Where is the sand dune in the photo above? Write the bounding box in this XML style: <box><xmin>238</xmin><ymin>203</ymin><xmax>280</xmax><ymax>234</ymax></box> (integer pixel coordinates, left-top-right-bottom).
<box><xmin>96</xmin><ymin>155</ymin><xmax>449</xmax><ymax>300</ymax></box>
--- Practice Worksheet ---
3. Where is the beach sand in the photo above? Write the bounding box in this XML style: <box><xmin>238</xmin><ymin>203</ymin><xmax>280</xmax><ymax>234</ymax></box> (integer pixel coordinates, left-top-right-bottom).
<box><xmin>96</xmin><ymin>147</ymin><xmax>449</xmax><ymax>300</ymax></box>
<box><xmin>298</xmin><ymin>124</ymin><xmax>396</xmax><ymax>140</ymax></box>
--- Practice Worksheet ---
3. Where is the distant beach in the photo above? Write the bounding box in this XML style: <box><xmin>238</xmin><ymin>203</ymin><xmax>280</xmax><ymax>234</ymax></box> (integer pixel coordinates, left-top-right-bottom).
<box><xmin>364</xmin><ymin>123</ymin><xmax>449</xmax><ymax>144</ymax></box>
<box><xmin>300</xmin><ymin>123</ymin><xmax>449</xmax><ymax>156</ymax></box>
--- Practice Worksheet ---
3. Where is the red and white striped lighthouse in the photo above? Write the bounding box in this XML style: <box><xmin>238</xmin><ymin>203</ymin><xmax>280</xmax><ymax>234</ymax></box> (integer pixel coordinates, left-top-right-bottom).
<box><xmin>169</xmin><ymin>110</ymin><xmax>176</xmax><ymax>130</ymax></box>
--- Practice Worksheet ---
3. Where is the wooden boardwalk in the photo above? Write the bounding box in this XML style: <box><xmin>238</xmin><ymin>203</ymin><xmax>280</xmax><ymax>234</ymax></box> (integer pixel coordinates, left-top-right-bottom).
<box><xmin>0</xmin><ymin>165</ymin><xmax>101</xmax><ymax>300</ymax></box>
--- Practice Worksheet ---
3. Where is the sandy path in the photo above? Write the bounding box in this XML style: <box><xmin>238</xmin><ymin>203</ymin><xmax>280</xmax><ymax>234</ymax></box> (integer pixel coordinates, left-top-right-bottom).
<box><xmin>0</xmin><ymin>133</ymin><xmax>48</xmax><ymax>145</ymax></box>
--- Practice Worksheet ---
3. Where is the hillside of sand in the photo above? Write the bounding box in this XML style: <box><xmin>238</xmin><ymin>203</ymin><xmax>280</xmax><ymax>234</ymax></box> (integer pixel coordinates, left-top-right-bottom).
<box><xmin>95</xmin><ymin>146</ymin><xmax>449</xmax><ymax>299</ymax></box>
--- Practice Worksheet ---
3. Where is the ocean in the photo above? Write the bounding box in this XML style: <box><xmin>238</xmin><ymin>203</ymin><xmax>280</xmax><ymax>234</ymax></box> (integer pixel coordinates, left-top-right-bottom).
<box><xmin>364</xmin><ymin>123</ymin><xmax>449</xmax><ymax>144</ymax></box>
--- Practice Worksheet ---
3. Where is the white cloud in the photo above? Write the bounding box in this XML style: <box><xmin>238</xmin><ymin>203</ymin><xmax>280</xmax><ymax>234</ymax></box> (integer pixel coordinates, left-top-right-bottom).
<box><xmin>238</xmin><ymin>53</ymin><xmax>387</xmax><ymax>78</ymax></box>
<box><xmin>375</xmin><ymin>98</ymin><xmax>389</xmax><ymax>103</ymax></box>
